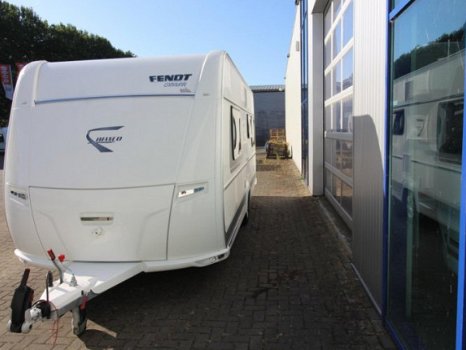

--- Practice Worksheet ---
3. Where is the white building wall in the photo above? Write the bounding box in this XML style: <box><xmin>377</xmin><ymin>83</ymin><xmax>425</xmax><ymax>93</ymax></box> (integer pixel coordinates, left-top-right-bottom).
<box><xmin>351</xmin><ymin>0</ymin><xmax>387</xmax><ymax>311</ymax></box>
<box><xmin>307</xmin><ymin>12</ymin><xmax>324</xmax><ymax>196</ymax></box>
<box><xmin>285</xmin><ymin>7</ymin><xmax>302</xmax><ymax>173</ymax></box>
<box><xmin>298</xmin><ymin>0</ymin><xmax>387</xmax><ymax>312</ymax></box>
<box><xmin>286</xmin><ymin>3</ymin><xmax>324</xmax><ymax>195</ymax></box>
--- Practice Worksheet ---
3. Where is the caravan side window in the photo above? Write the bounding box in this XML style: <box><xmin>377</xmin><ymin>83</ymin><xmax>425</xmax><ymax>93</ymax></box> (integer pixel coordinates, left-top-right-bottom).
<box><xmin>393</xmin><ymin>110</ymin><xmax>405</xmax><ymax>135</ymax></box>
<box><xmin>238</xmin><ymin>117</ymin><xmax>242</xmax><ymax>152</ymax></box>
<box><xmin>231</xmin><ymin>107</ymin><xmax>237</xmax><ymax>160</ymax></box>
<box><xmin>249</xmin><ymin>114</ymin><xmax>255</xmax><ymax>146</ymax></box>
<box><xmin>231</xmin><ymin>106</ymin><xmax>241</xmax><ymax>160</ymax></box>
<box><xmin>437</xmin><ymin>99</ymin><xmax>463</xmax><ymax>164</ymax></box>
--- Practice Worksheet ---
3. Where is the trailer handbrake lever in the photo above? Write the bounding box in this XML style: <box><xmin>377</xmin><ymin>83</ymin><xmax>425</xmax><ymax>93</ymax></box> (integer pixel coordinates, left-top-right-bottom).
<box><xmin>47</xmin><ymin>249</ymin><xmax>77</xmax><ymax>287</ymax></box>
<box><xmin>47</xmin><ymin>249</ymin><xmax>64</xmax><ymax>284</ymax></box>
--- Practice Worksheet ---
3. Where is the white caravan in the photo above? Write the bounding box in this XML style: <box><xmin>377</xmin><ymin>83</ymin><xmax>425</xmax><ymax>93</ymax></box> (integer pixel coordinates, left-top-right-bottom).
<box><xmin>391</xmin><ymin>49</ymin><xmax>464</xmax><ymax>274</ymax></box>
<box><xmin>5</xmin><ymin>51</ymin><xmax>256</xmax><ymax>334</ymax></box>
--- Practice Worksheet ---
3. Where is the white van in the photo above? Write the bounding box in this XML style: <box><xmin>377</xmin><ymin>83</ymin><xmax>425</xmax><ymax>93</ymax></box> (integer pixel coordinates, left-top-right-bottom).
<box><xmin>5</xmin><ymin>51</ymin><xmax>256</xmax><ymax>334</ymax></box>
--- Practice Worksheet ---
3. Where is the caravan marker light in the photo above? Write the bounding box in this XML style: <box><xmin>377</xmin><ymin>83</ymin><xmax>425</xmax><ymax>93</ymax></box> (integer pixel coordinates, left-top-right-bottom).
<box><xmin>178</xmin><ymin>186</ymin><xmax>205</xmax><ymax>198</ymax></box>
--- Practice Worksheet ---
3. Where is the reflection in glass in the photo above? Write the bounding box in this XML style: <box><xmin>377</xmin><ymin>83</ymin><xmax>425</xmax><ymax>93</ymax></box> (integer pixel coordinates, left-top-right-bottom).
<box><xmin>387</xmin><ymin>0</ymin><xmax>465</xmax><ymax>348</ymax></box>
<box><xmin>333</xmin><ymin>21</ymin><xmax>342</xmax><ymax>59</ymax></box>
<box><xmin>300</xmin><ymin>1</ymin><xmax>309</xmax><ymax>185</ymax></box>
<box><xmin>343</xmin><ymin>1</ymin><xmax>353</xmax><ymax>46</ymax></box>
<box><xmin>334</xmin><ymin>62</ymin><xmax>342</xmax><ymax>95</ymax></box>
<box><xmin>333</xmin><ymin>139</ymin><xmax>340</xmax><ymax>169</ymax></box>
<box><xmin>323</xmin><ymin>0</ymin><xmax>354</xmax><ymax>225</ymax></box>
<box><xmin>325</xmin><ymin>105</ymin><xmax>332</xmax><ymax>131</ymax></box>
<box><xmin>325</xmin><ymin>138</ymin><xmax>332</xmax><ymax>168</ymax></box>
<box><xmin>342</xmin><ymin>97</ymin><xmax>352</xmax><ymax>132</ymax></box>
<box><xmin>342</xmin><ymin>49</ymin><xmax>353</xmax><ymax>90</ymax></box>
<box><xmin>325</xmin><ymin>169</ymin><xmax>333</xmax><ymax>193</ymax></box>
<box><xmin>341</xmin><ymin>141</ymin><xmax>353</xmax><ymax>178</ymax></box>
<box><xmin>333</xmin><ymin>101</ymin><xmax>341</xmax><ymax>131</ymax></box>
<box><xmin>335</xmin><ymin>139</ymin><xmax>342</xmax><ymax>170</ymax></box>
<box><xmin>325</xmin><ymin>39</ymin><xmax>332</xmax><ymax>68</ymax></box>
<box><xmin>341</xmin><ymin>181</ymin><xmax>352</xmax><ymax>216</ymax></box>
<box><xmin>333</xmin><ymin>176</ymin><xmax>342</xmax><ymax>202</ymax></box>
<box><xmin>325</xmin><ymin>72</ymin><xmax>332</xmax><ymax>100</ymax></box>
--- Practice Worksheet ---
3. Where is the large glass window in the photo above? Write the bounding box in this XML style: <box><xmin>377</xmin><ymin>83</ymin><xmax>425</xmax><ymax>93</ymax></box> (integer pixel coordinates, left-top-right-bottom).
<box><xmin>300</xmin><ymin>0</ymin><xmax>309</xmax><ymax>185</ymax></box>
<box><xmin>387</xmin><ymin>0</ymin><xmax>465</xmax><ymax>348</ymax></box>
<box><xmin>324</xmin><ymin>0</ymin><xmax>354</xmax><ymax>224</ymax></box>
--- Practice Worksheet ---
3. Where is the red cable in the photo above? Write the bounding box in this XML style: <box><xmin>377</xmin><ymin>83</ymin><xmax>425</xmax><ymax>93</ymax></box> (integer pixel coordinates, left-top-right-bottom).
<box><xmin>49</xmin><ymin>302</ymin><xmax>59</xmax><ymax>347</ymax></box>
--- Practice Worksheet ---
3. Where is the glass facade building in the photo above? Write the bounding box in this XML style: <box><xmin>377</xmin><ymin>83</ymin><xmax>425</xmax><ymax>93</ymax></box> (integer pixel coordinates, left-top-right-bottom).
<box><xmin>387</xmin><ymin>0</ymin><xmax>465</xmax><ymax>348</ymax></box>
<box><xmin>300</xmin><ymin>0</ymin><xmax>309</xmax><ymax>184</ymax></box>
<box><xmin>323</xmin><ymin>0</ymin><xmax>354</xmax><ymax>224</ymax></box>
<box><xmin>291</xmin><ymin>0</ymin><xmax>466</xmax><ymax>348</ymax></box>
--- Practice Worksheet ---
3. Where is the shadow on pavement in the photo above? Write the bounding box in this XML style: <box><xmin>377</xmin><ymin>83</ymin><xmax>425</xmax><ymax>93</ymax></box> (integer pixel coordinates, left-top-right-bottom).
<box><xmin>79</xmin><ymin>193</ymin><xmax>390</xmax><ymax>349</ymax></box>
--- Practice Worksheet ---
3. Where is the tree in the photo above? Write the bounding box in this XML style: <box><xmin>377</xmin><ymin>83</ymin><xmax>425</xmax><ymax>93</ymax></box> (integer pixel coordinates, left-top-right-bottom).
<box><xmin>0</xmin><ymin>1</ymin><xmax>134</xmax><ymax>123</ymax></box>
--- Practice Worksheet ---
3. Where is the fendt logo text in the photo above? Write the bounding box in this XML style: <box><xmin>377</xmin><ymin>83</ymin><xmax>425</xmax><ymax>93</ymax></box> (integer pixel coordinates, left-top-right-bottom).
<box><xmin>86</xmin><ymin>126</ymin><xmax>124</xmax><ymax>153</ymax></box>
<box><xmin>149</xmin><ymin>73</ymin><xmax>192</xmax><ymax>88</ymax></box>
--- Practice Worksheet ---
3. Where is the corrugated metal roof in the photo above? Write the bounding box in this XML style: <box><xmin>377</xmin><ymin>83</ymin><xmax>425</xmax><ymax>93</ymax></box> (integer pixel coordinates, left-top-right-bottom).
<box><xmin>250</xmin><ymin>85</ymin><xmax>285</xmax><ymax>92</ymax></box>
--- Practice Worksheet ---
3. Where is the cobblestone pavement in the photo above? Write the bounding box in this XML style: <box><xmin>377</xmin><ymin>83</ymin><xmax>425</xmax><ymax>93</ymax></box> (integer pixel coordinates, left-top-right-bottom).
<box><xmin>0</xmin><ymin>151</ymin><xmax>395</xmax><ymax>349</ymax></box>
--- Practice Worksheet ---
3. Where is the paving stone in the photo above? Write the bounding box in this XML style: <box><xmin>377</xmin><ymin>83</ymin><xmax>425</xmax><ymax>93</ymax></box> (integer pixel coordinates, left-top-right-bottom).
<box><xmin>0</xmin><ymin>151</ymin><xmax>396</xmax><ymax>349</ymax></box>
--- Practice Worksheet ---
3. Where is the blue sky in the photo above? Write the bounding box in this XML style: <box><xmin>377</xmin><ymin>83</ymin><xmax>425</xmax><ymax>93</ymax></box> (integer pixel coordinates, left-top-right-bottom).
<box><xmin>6</xmin><ymin>0</ymin><xmax>297</xmax><ymax>86</ymax></box>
